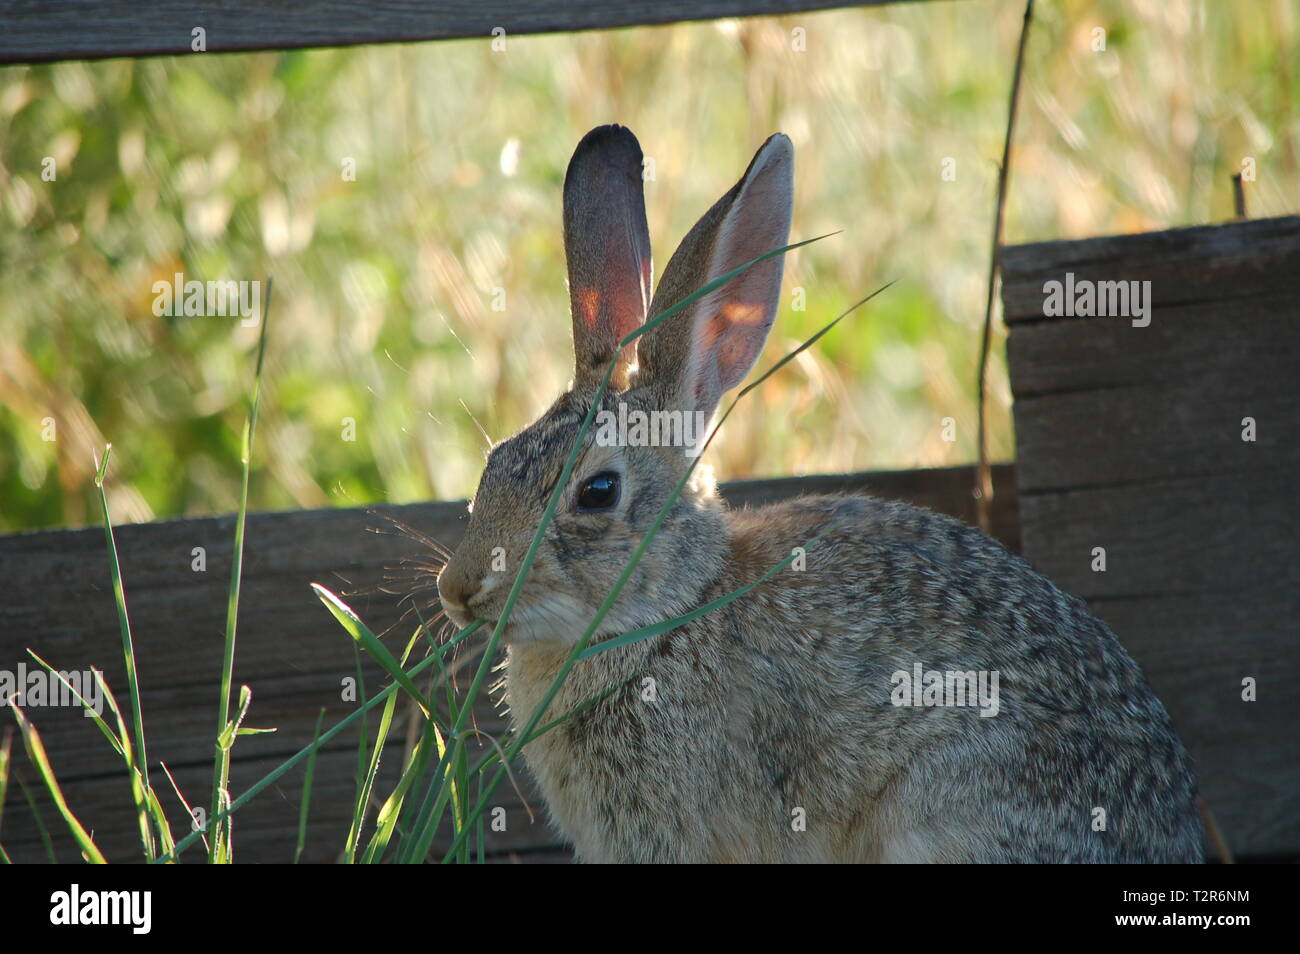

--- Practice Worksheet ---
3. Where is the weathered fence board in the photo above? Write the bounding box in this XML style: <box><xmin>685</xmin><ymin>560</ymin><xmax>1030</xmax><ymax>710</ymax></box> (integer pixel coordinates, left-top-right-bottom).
<box><xmin>1000</xmin><ymin>215</ymin><xmax>1300</xmax><ymax>321</ymax></box>
<box><xmin>0</xmin><ymin>464</ymin><xmax>1015</xmax><ymax>863</ymax></box>
<box><xmin>0</xmin><ymin>0</ymin><xmax>922</xmax><ymax>65</ymax></box>
<box><xmin>1000</xmin><ymin>214</ymin><xmax>1300</xmax><ymax>861</ymax></box>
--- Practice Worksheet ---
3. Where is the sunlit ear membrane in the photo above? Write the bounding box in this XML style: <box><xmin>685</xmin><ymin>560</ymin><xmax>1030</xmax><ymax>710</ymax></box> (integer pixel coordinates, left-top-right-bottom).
<box><xmin>636</xmin><ymin>133</ymin><xmax>794</xmax><ymax>419</ymax></box>
<box><xmin>562</xmin><ymin>125</ymin><xmax>653</xmax><ymax>391</ymax></box>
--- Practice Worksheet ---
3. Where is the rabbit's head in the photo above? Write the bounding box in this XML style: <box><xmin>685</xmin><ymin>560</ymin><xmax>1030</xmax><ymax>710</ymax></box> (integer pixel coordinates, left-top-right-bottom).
<box><xmin>437</xmin><ymin>125</ymin><xmax>793</xmax><ymax>644</ymax></box>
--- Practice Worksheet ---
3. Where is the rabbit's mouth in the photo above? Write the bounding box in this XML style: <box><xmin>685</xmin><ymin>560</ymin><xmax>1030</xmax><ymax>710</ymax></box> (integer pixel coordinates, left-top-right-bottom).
<box><xmin>441</xmin><ymin>602</ymin><xmax>477</xmax><ymax>631</ymax></box>
<box><xmin>441</xmin><ymin>572</ymin><xmax>656</xmax><ymax>645</ymax></box>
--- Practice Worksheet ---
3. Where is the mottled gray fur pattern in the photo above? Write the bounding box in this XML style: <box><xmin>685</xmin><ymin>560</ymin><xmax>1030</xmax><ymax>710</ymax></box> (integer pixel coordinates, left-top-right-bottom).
<box><xmin>438</xmin><ymin>125</ymin><xmax>1204</xmax><ymax>863</ymax></box>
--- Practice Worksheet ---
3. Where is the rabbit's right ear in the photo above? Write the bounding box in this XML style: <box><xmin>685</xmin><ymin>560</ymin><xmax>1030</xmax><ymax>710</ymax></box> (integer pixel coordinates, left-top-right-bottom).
<box><xmin>563</xmin><ymin>125</ymin><xmax>653</xmax><ymax>392</ymax></box>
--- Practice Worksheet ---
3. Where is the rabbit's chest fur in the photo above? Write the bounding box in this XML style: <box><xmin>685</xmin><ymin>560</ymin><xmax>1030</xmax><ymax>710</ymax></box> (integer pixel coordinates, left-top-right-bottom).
<box><xmin>504</xmin><ymin>495</ymin><xmax>1204</xmax><ymax>863</ymax></box>
<box><xmin>505</xmin><ymin>628</ymin><xmax>864</xmax><ymax>863</ymax></box>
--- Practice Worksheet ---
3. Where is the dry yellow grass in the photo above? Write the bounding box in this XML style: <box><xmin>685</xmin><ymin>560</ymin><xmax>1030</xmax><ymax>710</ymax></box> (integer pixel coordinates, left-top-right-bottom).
<box><xmin>0</xmin><ymin>0</ymin><xmax>1295</xmax><ymax>530</ymax></box>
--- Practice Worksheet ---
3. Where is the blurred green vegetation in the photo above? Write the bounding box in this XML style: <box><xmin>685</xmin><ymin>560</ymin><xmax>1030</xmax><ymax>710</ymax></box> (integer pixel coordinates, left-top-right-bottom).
<box><xmin>0</xmin><ymin>0</ymin><xmax>1295</xmax><ymax>532</ymax></box>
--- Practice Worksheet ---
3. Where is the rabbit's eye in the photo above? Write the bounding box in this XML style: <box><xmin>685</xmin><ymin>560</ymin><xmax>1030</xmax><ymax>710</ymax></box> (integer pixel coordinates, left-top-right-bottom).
<box><xmin>576</xmin><ymin>472</ymin><xmax>621</xmax><ymax>512</ymax></box>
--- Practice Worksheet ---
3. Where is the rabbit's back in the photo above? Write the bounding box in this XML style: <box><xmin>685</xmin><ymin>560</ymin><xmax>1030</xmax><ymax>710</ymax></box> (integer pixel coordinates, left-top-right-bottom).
<box><xmin>728</xmin><ymin>494</ymin><xmax>1204</xmax><ymax>862</ymax></box>
<box><xmin>507</xmin><ymin>493</ymin><xmax>1204</xmax><ymax>862</ymax></box>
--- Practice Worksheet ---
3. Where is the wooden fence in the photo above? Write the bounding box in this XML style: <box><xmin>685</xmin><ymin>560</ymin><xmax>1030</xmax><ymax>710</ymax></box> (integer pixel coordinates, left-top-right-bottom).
<box><xmin>0</xmin><ymin>466</ymin><xmax>1017</xmax><ymax>863</ymax></box>
<box><xmin>0</xmin><ymin>1</ymin><xmax>917</xmax><ymax>64</ymax></box>
<box><xmin>1000</xmin><ymin>214</ymin><xmax>1300</xmax><ymax>862</ymax></box>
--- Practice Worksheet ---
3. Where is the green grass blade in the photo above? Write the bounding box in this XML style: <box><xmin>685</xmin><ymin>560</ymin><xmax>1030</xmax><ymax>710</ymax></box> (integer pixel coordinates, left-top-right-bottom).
<box><xmin>523</xmin><ymin>677</ymin><xmax>636</xmax><ymax>747</ymax></box>
<box><xmin>580</xmin><ymin>543</ymin><xmax>811</xmax><ymax>658</ymax></box>
<box><xmin>476</xmin><ymin>776</ymin><xmax>485</xmax><ymax>865</ymax></box>
<box><xmin>311</xmin><ymin>584</ymin><xmax>435</xmax><ymax>718</ymax></box>
<box><xmin>142</xmin><ymin>785</ymin><xmax>176</xmax><ymax>857</ymax></box>
<box><xmin>158</xmin><ymin>622</ymin><xmax>482</xmax><ymax>863</ymax></box>
<box><xmin>25</xmin><ymin>656</ymin><xmax>176</xmax><ymax>853</ymax></box>
<box><xmin>0</xmin><ymin>730</ymin><xmax>10</xmax><ymax>840</ymax></box>
<box><xmin>18</xmin><ymin>777</ymin><xmax>57</xmax><ymax>863</ymax></box>
<box><xmin>619</xmin><ymin>232</ymin><xmax>839</xmax><ymax>350</ymax></box>
<box><xmin>348</xmin><ymin>643</ymin><xmax>369</xmax><ymax>859</ymax></box>
<box><xmin>91</xmin><ymin>668</ymin><xmax>177</xmax><ymax>853</ymax></box>
<box><xmin>9</xmin><ymin>704</ymin><xmax>106</xmax><ymax>863</ymax></box>
<box><xmin>393</xmin><ymin>717</ymin><xmax>454</xmax><ymax>864</ymax></box>
<box><xmin>394</xmin><ymin>660</ymin><xmax>462</xmax><ymax>863</ymax></box>
<box><xmin>26</xmin><ymin>654</ymin><xmax>124</xmax><ymax>757</ymax></box>
<box><xmin>403</xmin><ymin>614</ymin><xmax>472</xmax><ymax>865</ymax></box>
<box><xmin>209</xmin><ymin>276</ymin><xmax>272</xmax><ymax>864</ymax></box>
<box><xmin>295</xmin><ymin>709</ymin><xmax>325</xmax><ymax>864</ymax></box>
<box><xmin>343</xmin><ymin>628</ymin><xmax>419</xmax><ymax>863</ymax></box>
<box><xmin>160</xmin><ymin>761</ymin><xmax>207</xmax><ymax>857</ymax></box>
<box><xmin>365</xmin><ymin>714</ymin><xmax>444</xmax><ymax>865</ymax></box>
<box><xmin>453</xmin><ymin>676</ymin><xmax>636</xmax><ymax>789</ymax></box>
<box><xmin>93</xmin><ymin>444</ymin><xmax>156</xmax><ymax>860</ymax></box>
<box><xmin>413</xmin><ymin>603</ymin><xmax>462</xmax><ymax>739</ymax></box>
<box><xmin>91</xmin><ymin>666</ymin><xmax>152</xmax><ymax>857</ymax></box>
<box><xmin>421</xmin><ymin>610</ymin><xmax>466</xmax><ymax>838</ymax></box>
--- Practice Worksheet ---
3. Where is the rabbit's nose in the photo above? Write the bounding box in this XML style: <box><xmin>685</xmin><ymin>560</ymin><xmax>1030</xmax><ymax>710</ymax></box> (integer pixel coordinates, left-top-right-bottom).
<box><xmin>437</xmin><ymin>562</ymin><xmax>483</xmax><ymax>613</ymax></box>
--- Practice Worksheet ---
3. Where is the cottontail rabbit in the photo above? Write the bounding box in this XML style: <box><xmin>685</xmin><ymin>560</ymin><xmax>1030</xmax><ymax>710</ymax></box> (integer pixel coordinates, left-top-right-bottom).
<box><xmin>437</xmin><ymin>125</ymin><xmax>1204</xmax><ymax>863</ymax></box>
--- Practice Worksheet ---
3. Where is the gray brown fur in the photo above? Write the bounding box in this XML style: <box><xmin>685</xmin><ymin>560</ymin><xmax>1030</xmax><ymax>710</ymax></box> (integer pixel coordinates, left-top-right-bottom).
<box><xmin>438</xmin><ymin>125</ymin><xmax>1204</xmax><ymax>863</ymax></box>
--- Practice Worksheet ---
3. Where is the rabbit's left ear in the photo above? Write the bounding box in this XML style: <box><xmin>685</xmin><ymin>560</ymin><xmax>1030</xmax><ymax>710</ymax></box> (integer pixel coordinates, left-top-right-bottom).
<box><xmin>636</xmin><ymin>133</ymin><xmax>794</xmax><ymax>420</ymax></box>
<box><xmin>563</xmin><ymin>125</ymin><xmax>653</xmax><ymax>392</ymax></box>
